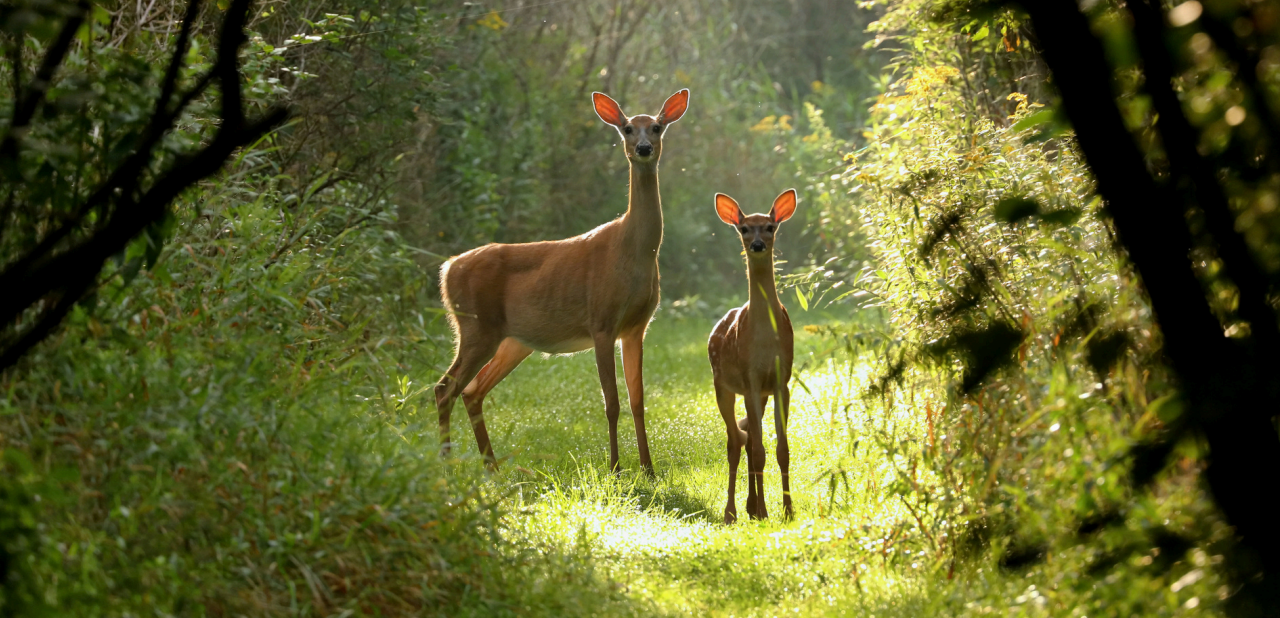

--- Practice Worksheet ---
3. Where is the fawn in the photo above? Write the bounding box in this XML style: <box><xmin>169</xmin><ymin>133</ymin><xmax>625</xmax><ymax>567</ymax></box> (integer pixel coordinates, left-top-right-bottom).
<box><xmin>708</xmin><ymin>189</ymin><xmax>797</xmax><ymax>523</ymax></box>
<box><xmin>434</xmin><ymin>89</ymin><xmax>690</xmax><ymax>475</ymax></box>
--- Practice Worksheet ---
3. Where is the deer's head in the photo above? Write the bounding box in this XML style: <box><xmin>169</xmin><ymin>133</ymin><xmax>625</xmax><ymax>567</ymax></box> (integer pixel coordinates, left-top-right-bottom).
<box><xmin>715</xmin><ymin>189</ymin><xmax>798</xmax><ymax>258</ymax></box>
<box><xmin>593</xmin><ymin>89</ymin><xmax>689</xmax><ymax>165</ymax></box>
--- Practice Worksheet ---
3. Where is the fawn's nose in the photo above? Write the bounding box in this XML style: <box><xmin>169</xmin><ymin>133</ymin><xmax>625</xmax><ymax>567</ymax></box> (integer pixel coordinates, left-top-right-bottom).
<box><xmin>636</xmin><ymin>143</ymin><xmax>653</xmax><ymax>157</ymax></box>
<box><xmin>750</xmin><ymin>240</ymin><xmax>766</xmax><ymax>252</ymax></box>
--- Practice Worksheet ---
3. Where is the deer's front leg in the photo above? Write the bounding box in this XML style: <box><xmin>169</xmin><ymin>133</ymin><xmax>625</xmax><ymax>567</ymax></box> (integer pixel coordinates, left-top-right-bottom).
<box><xmin>593</xmin><ymin>333</ymin><xmax>623</xmax><ymax>472</ymax></box>
<box><xmin>621</xmin><ymin>330</ymin><xmax>654</xmax><ymax>476</ymax></box>
<box><xmin>743</xmin><ymin>389</ymin><xmax>768</xmax><ymax>520</ymax></box>
<box><xmin>716</xmin><ymin>382</ymin><xmax>744</xmax><ymax>524</ymax></box>
<box><xmin>774</xmin><ymin>383</ymin><xmax>794</xmax><ymax>520</ymax></box>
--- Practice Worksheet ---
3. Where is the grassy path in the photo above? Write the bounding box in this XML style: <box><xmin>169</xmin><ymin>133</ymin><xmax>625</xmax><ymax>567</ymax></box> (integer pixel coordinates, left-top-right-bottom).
<box><xmin>443</xmin><ymin>314</ymin><xmax>934</xmax><ymax>616</ymax></box>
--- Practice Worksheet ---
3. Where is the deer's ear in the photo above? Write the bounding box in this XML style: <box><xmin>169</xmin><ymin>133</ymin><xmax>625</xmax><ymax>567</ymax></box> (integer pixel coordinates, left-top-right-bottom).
<box><xmin>715</xmin><ymin>193</ymin><xmax>742</xmax><ymax>225</ymax></box>
<box><xmin>770</xmin><ymin>189</ymin><xmax>797</xmax><ymax>223</ymax></box>
<box><xmin>658</xmin><ymin>89</ymin><xmax>689</xmax><ymax>124</ymax></box>
<box><xmin>593</xmin><ymin>92</ymin><xmax>627</xmax><ymax>128</ymax></box>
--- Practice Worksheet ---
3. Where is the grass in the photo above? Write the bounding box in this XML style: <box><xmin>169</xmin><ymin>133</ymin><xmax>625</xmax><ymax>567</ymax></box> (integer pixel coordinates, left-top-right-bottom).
<box><xmin>0</xmin><ymin>185</ymin><xmax>1231</xmax><ymax>616</ymax></box>
<box><xmin>414</xmin><ymin>312</ymin><xmax>943</xmax><ymax>616</ymax></box>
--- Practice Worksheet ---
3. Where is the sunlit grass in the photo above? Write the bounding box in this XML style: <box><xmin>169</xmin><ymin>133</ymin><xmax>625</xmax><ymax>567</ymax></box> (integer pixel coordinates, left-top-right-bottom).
<box><xmin>421</xmin><ymin>312</ymin><xmax>941</xmax><ymax>615</ymax></box>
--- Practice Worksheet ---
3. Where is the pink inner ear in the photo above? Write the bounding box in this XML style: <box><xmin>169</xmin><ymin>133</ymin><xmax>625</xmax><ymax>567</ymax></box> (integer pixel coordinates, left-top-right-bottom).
<box><xmin>660</xmin><ymin>90</ymin><xmax>689</xmax><ymax>123</ymax></box>
<box><xmin>771</xmin><ymin>190</ymin><xmax>797</xmax><ymax>222</ymax></box>
<box><xmin>593</xmin><ymin>93</ymin><xmax>626</xmax><ymax>126</ymax></box>
<box><xmin>715</xmin><ymin>194</ymin><xmax>741</xmax><ymax>225</ymax></box>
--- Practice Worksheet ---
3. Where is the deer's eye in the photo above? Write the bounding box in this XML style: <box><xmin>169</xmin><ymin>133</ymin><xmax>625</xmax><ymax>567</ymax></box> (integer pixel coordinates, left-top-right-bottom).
<box><xmin>766</xmin><ymin>225</ymin><xmax>775</xmax><ymax>232</ymax></box>
<box><xmin>652</xmin><ymin>124</ymin><xmax>662</xmax><ymax>134</ymax></box>
<box><xmin>740</xmin><ymin>226</ymin><xmax>749</xmax><ymax>234</ymax></box>
<box><xmin>623</xmin><ymin>125</ymin><xmax>633</xmax><ymax>134</ymax></box>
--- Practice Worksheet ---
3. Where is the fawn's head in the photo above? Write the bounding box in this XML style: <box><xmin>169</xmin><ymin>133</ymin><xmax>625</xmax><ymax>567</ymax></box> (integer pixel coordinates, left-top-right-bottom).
<box><xmin>715</xmin><ymin>189</ymin><xmax>798</xmax><ymax>258</ymax></box>
<box><xmin>593</xmin><ymin>89</ymin><xmax>689</xmax><ymax>164</ymax></box>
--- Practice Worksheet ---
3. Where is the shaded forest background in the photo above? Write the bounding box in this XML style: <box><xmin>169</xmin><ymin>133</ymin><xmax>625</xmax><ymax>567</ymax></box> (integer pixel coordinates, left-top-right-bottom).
<box><xmin>4</xmin><ymin>0</ymin><xmax>1280</xmax><ymax>615</ymax></box>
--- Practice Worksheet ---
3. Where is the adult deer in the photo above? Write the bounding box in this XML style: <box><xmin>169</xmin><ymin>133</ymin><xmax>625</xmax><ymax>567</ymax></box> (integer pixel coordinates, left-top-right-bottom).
<box><xmin>434</xmin><ymin>89</ymin><xmax>690</xmax><ymax>475</ymax></box>
<box><xmin>708</xmin><ymin>189</ymin><xmax>797</xmax><ymax>523</ymax></box>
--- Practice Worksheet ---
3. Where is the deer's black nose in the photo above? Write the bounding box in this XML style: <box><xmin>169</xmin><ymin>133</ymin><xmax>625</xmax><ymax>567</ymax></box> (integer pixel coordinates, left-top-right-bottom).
<box><xmin>636</xmin><ymin>143</ymin><xmax>653</xmax><ymax>157</ymax></box>
<box><xmin>750</xmin><ymin>240</ymin><xmax>766</xmax><ymax>252</ymax></box>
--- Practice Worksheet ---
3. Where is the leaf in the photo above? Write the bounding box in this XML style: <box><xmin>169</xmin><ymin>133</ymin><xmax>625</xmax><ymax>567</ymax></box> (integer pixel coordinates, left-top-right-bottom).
<box><xmin>994</xmin><ymin>197</ymin><xmax>1040</xmax><ymax>223</ymax></box>
<box><xmin>972</xmin><ymin>25</ymin><xmax>989</xmax><ymax>41</ymax></box>
<box><xmin>1010</xmin><ymin>108</ymin><xmax>1055</xmax><ymax>133</ymax></box>
<box><xmin>795</xmin><ymin>287</ymin><xmax>809</xmax><ymax>311</ymax></box>
<box><xmin>927</xmin><ymin>321</ymin><xmax>1024</xmax><ymax>393</ymax></box>
<box><xmin>1130</xmin><ymin>439</ymin><xmax>1176</xmax><ymax>488</ymax></box>
<box><xmin>1038</xmin><ymin>207</ymin><xmax>1083</xmax><ymax>226</ymax></box>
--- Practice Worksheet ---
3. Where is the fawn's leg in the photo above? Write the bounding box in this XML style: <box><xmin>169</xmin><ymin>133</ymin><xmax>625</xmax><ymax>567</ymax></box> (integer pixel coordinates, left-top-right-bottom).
<box><xmin>774</xmin><ymin>383</ymin><xmax>794</xmax><ymax>520</ymax></box>
<box><xmin>436</xmin><ymin>328</ymin><xmax>500</xmax><ymax>458</ymax></box>
<box><xmin>716</xmin><ymin>382</ymin><xmax>745</xmax><ymax>524</ymax></box>
<box><xmin>461</xmin><ymin>338</ymin><xmax>532</xmax><ymax>469</ymax></box>
<box><xmin>593</xmin><ymin>332</ymin><xmax>624</xmax><ymax>472</ymax></box>
<box><xmin>743</xmin><ymin>389</ymin><xmax>769</xmax><ymax>520</ymax></box>
<box><xmin>620</xmin><ymin>330</ymin><xmax>654</xmax><ymax>475</ymax></box>
<box><xmin>737</xmin><ymin>416</ymin><xmax>756</xmax><ymax>517</ymax></box>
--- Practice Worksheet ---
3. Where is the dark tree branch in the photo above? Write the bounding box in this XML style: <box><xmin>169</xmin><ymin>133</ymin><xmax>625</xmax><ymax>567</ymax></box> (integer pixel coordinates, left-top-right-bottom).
<box><xmin>0</xmin><ymin>0</ymin><xmax>89</xmax><ymax>160</ymax></box>
<box><xmin>0</xmin><ymin>0</ymin><xmax>211</xmax><ymax>282</ymax></box>
<box><xmin>155</xmin><ymin>0</ymin><xmax>202</xmax><ymax>118</ymax></box>
<box><xmin>0</xmin><ymin>270</ymin><xmax>94</xmax><ymax>371</ymax></box>
<box><xmin>1021</xmin><ymin>0</ymin><xmax>1280</xmax><ymax>587</ymax></box>
<box><xmin>1129</xmin><ymin>0</ymin><xmax>1280</xmax><ymax>360</ymax></box>
<box><xmin>0</xmin><ymin>67</ymin><xmax>217</xmax><ymax>289</ymax></box>
<box><xmin>0</xmin><ymin>0</ymin><xmax>288</xmax><ymax>373</ymax></box>
<box><xmin>1196</xmin><ymin>10</ymin><xmax>1280</xmax><ymax>155</ymax></box>
<box><xmin>215</xmin><ymin>0</ymin><xmax>251</xmax><ymax>130</ymax></box>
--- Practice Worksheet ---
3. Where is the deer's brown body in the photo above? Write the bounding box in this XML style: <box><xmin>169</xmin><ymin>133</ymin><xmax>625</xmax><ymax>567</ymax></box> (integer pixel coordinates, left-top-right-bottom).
<box><xmin>708</xmin><ymin>190</ymin><xmax>797</xmax><ymax>523</ymax></box>
<box><xmin>435</xmin><ymin>90</ymin><xmax>689</xmax><ymax>475</ymax></box>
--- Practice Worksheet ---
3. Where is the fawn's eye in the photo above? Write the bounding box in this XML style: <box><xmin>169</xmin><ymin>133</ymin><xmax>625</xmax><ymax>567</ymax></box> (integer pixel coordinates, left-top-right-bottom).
<box><xmin>766</xmin><ymin>225</ymin><xmax>775</xmax><ymax>232</ymax></box>
<box><xmin>740</xmin><ymin>226</ymin><xmax>749</xmax><ymax>234</ymax></box>
<box><xmin>652</xmin><ymin>124</ymin><xmax>662</xmax><ymax>134</ymax></box>
<box><xmin>623</xmin><ymin>125</ymin><xmax>633</xmax><ymax>134</ymax></box>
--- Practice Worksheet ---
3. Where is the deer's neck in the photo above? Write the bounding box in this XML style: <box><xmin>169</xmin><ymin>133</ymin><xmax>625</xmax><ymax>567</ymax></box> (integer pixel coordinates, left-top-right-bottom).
<box><xmin>746</xmin><ymin>257</ymin><xmax>781</xmax><ymax>331</ymax></box>
<box><xmin>621</xmin><ymin>163</ymin><xmax>663</xmax><ymax>256</ymax></box>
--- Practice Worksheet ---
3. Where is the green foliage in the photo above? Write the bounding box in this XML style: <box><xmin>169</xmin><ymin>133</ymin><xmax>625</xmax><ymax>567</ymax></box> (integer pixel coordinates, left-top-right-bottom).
<box><xmin>391</xmin><ymin>0</ymin><xmax>882</xmax><ymax>299</ymax></box>
<box><xmin>0</xmin><ymin>151</ymin><xmax>645</xmax><ymax>614</ymax></box>
<box><xmin>783</xmin><ymin>1</ymin><xmax>1242</xmax><ymax>615</ymax></box>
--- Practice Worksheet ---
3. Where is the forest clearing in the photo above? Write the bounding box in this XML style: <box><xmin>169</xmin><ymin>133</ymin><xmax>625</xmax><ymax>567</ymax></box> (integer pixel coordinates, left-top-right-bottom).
<box><xmin>3</xmin><ymin>0</ymin><xmax>1279</xmax><ymax>615</ymax></box>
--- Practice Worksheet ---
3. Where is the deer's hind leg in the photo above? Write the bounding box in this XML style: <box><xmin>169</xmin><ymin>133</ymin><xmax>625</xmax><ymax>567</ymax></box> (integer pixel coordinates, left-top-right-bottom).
<box><xmin>621</xmin><ymin>330</ymin><xmax>654</xmax><ymax>475</ymax></box>
<box><xmin>593</xmin><ymin>332</ymin><xmax>625</xmax><ymax>473</ymax></box>
<box><xmin>436</xmin><ymin>323</ymin><xmax>501</xmax><ymax>459</ymax></box>
<box><xmin>716</xmin><ymin>381</ymin><xmax>746</xmax><ymax>524</ymax></box>
<box><xmin>462</xmin><ymin>338</ymin><xmax>533</xmax><ymax>468</ymax></box>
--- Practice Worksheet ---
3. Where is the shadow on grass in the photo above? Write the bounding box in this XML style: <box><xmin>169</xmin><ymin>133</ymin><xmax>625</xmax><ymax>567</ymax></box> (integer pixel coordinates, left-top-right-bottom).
<box><xmin>498</xmin><ymin>455</ymin><xmax>722</xmax><ymax>524</ymax></box>
<box><xmin>632</xmin><ymin>478</ymin><xmax>720</xmax><ymax>524</ymax></box>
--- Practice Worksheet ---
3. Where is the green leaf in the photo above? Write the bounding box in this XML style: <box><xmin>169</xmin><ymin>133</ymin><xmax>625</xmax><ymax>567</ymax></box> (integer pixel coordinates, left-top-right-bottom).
<box><xmin>972</xmin><ymin>25</ymin><xmax>989</xmax><ymax>41</ymax></box>
<box><xmin>994</xmin><ymin>197</ymin><xmax>1040</xmax><ymax>223</ymax></box>
<box><xmin>795</xmin><ymin>287</ymin><xmax>809</xmax><ymax>311</ymax></box>
<box><xmin>1010</xmin><ymin>108</ymin><xmax>1055</xmax><ymax>133</ymax></box>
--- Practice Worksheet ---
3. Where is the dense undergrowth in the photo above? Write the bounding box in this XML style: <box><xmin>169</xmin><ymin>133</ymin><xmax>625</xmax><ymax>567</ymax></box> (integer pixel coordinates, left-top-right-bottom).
<box><xmin>0</xmin><ymin>167</ymin><xmax>652</xmax><ymax>614</ymax></box>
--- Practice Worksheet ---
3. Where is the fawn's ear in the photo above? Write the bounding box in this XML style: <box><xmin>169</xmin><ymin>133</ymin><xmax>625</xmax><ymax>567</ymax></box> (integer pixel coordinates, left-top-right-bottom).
<box><xmin>593</xmin><ymin>92</ymin><xmax>627</xmax><ymax>128</ymax></box>
<box><xmin>715</xmin><ymin>193</ymin><xmax>743</xmax><ymax>225</ymax></box>
<box><xmin>770</xmin><ymin>189</ymin><xmax>797</xmax><ymax>223</ymax></box>
<box><xmin>658</xmin><ymin>89</ymin><xmax>689</xmax><ymax>125</ymax></box>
